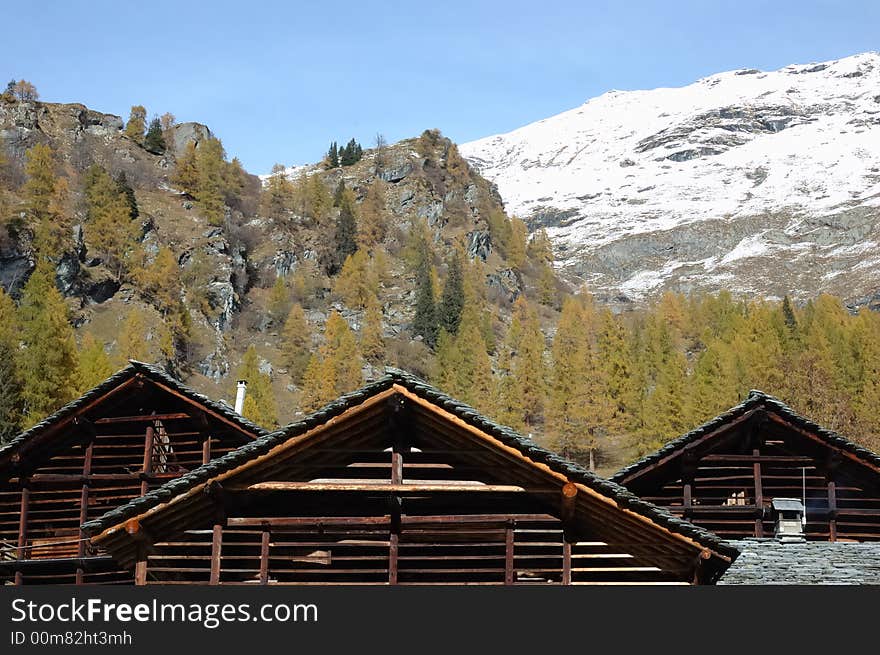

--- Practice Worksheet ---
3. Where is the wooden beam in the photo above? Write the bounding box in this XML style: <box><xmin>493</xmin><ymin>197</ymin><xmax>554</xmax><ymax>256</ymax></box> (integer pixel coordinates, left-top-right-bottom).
<box><xmin>141</xmin><ymin>418</ymin><xmax>155</xmax><ymax>496</ymax></box>
<box><xmin>562</xmin><ymin>541</ymin><xmax>572</xmax><ymax>585</ymax></box>
<box><xmin>828</xmin><ymin>480</ymin><xmax>837</xmax><ymax>542</ymax></box>
<box><xmin>210</xmin><ymin>523</ymin><xmax>223</xmax><ymax>585</ymax></box>
<box><xmin>95</xmin><ymin>412</ymin><xmax>192</xmax><ymax>425</ymax></box>
<box><xmin>259</xmin><ymin>527</ymin><xmax>270</xmax><ymax>585</ymax></box>
<box><xmin>231</xmin><ymin>482</ymin><xmax>528</xmax><ymax>493</ymax></box>
<box><xmin>76</xmin><ymin>438</ymin><xmax>95</xmax><ymax>584</ymax></box>
<box><xmin>505</xmin><ymin>520</ymin><xmax>515</xmax><ymax>585</ymax></box>
<box><xmin>134</xmin><ymin>544</ymin><xmax>148</xmax><ymax>586</ymax></box>
<box><xmin>765</xmin><ymin>412</ymin><xmax>880</xmax><ymax>474</ymax></box>
<box><xmin>17</xmin><ymin>483</ymin><xmax>29</xmax><ymax>562</ymax></box>
<box><xmin>202</xmin><ymin>434</ymin><xmax>212</xmax><ymax>465</ymax></box>
<box><xmin>701</xmin><ymin>454</ymin><xmax>814</xmax><ymax>464</ymax></box>
<box><xmin>753</xmin><ymin>448</ymin><xmax>764</xmax><ymax>538</ymax></box>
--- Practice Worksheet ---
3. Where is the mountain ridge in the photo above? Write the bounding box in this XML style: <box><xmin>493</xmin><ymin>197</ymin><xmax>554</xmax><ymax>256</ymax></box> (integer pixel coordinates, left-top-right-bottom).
<box><xmin>461</xmin><ymin>51</ymin><xmax>880</xmax><ymax>307</ymax></box>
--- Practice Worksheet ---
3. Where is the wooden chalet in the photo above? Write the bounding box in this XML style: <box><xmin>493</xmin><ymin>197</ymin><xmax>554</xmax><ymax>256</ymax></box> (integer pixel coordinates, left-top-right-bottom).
<box><xmin>83</xmin><ymin>370</ymin><xmax>737</xmax><ymax>586</ymax></box>
<box><xmin>0</xmin><ymin>361</ymin><xmax>266</xmax><ymax>585</ymax></box>
<box><xmin>612</xmin><ymin>391</ymin><xmax>880</xmax><ymax>542</ymax></box>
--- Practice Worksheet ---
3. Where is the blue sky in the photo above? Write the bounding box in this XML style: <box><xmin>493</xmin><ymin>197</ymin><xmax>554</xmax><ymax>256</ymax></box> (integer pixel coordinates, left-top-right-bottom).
<box><xmin>4</xmin><ymin>0</ymin><xmax>878</xmax><ymax>173</ymax></box>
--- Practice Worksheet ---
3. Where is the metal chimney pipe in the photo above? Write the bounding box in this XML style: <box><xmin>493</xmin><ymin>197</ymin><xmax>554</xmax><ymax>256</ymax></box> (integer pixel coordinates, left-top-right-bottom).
<box><xmin>234</xmin><ymin>380</ymin><xmax>247</xmax><ymax>415</ymax></box>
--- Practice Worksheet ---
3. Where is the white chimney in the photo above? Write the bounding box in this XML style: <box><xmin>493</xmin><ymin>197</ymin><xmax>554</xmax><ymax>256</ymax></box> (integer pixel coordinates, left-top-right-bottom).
<box><xmin>234</xmin><ymin>380</ymin><xmax>247</xmax><ymax>415</ymax></box>
<box><xmin>772</xmin><ymin>498</ymin><xmax>806</xmax><ymax>542</ymax></box>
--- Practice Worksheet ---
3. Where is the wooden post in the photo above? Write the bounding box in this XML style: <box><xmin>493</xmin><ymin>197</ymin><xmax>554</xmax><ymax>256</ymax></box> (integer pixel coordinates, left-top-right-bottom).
<box><xmin>76</xmin><ymin>439</ymin><xmax>95</xmax><ymax>585</ymax></box>
<box><xmin>134</xmin><ymin>543</ymin><xmax>148</xmax><ymax>586</ymax></box>
<box><xmin>387</xmin><ymin>395</ymin><xmax>406</xmax><ymax>585</ymax></box>
<box><xmin>210</xmin><ymin>522</ymin><xmax>223</xmax><ymax>585</ymax></box>
<box><xmin>827</xmin><ymin>480</ymin><xmax>837</xmax><ymax>542</ymax></box>
<box><xmin>15</xmin><ymin>481</ymin><xmax>30</xmax><ymax>586</ymax></box>
<box><xmin>753</xmin><ymin>448</ymin><xmax>764</xmax><ymax>538</ymax></box>
<box><xmin>562</xmin><ymin>541</ymin><xmax>572</xmax><ymax>585</ymax></box>
<box><xmin>141</xmin><ymin>418</ymin><xmax>155</xmax><ymax>495</ymax></box>
<box><xmin>202</xmin><ymin>433</ymin><xmax>211</xmax><ymax>465</ymax></box>
<box><xmin>561</xmin><ymin>483</ymin><xmax>577</xmax><ymax>585</ymax></box>
<box><xmin>505</xmin><ymin>520</ymin><xmax>515</xmax><ymax>585</ymax></box>
<box><xmin>259</xmin><ymin>526</ymin><xmax>270</xmax><ymax>585</ymax></box>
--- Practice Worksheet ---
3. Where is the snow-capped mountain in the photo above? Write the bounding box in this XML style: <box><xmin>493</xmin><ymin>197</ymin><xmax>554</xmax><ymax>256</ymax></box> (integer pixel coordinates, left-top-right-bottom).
<box><xmin>461</xmin><ymin>52</ymin><xmax>880</xmax><ymax>305</ymax></box>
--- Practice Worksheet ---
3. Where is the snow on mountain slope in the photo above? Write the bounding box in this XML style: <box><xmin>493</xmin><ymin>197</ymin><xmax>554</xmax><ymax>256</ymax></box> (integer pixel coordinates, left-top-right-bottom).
<box><xmin>461</xmin><ymin>52</ymin><xmax>880</xmax><ymax>305</ymax></box>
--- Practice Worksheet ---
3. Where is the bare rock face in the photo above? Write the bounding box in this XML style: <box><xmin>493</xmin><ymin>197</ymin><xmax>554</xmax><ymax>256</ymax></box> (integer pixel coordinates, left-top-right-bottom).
<box><xmin>462</xmin><ymin>52</ymin><xmax>880</xmax><ymax>306</ymax></box>
<box><xmin>169</xmin><ymin>122</ymin><xmax>214</xmax><ymax>155</ymax></box>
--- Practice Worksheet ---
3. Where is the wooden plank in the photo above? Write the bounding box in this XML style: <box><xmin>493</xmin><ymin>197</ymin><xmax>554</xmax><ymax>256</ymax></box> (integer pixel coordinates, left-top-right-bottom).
<box><xmin>259</xmin><ymin>529</ymin><xmax>270</xmax><ymax>585</ymax></box>
<box><xmin>232</xmin><ymin>482</ymin><xmax>527</xmax><ymax>493</ymax></box>
<box><xmin>753</xmin><ymin>448</ymin><xmax>764</xmax><ymax>538</ymax></box>
<box><xmin>202</xmin><ymin>434</ymin><xmax>211</xmax><ymax>465</ymax></box>
<box><xmin>141</xmin><ymin>420</ymin><xmax>155</xmax><ymax>496</ymax></box>
<box><xmin>17</xmin><ymin>484</ymin><xmax>29</xmax><ymax>561</ymax></box>
<box><xmin>95</xmin><ymin>413</ymin><xmax>192</xmax><ymax>425</ymax></box>
<box><xmin>134</xmin><ymin>545</ymin><xmax>147</xmax><ymax>586</ymax></box>
<box><xmin>562</xmin><ymin>541</ymin><xmax>572</xmax><ymax>585</ymax></box>
<box><xmin>505</xmin><ymin>521</ymin><xmax>515</xmax><ymax>585</ymax></box>
<box><xmin>701</xmin><ymin>454</ymin><xmax>814</xmax><ymax>464</ymax></box>
<box><xmin>828</xmin><ymin>480</ymin><xmax>837</xmax><ymax>542</ymax></box>
<box><xmin>210</xmin><ymin>523</ymin><xmax>223</xmax><ymax>585</ymax></box>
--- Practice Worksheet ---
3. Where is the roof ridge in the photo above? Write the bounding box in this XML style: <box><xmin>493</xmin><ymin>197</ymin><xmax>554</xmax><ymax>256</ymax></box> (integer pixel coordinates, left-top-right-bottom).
<box><xmin>83</xmin><ymin>369</ymin><xmax>739</xmax><ymax>560</ymax></box>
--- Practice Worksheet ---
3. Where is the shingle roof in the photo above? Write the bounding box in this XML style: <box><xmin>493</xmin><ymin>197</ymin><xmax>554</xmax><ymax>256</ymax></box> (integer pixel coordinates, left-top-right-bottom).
<box><xmin>611</xmin><ymin>390</ymin><xmax>880</xmax><ymax>484</ymax></box>
<box><xmin>718</xmin><ymin>539</ymin><xmax>880</xmax><ymax>584</ymax></box>
<box><xmin>0</xmin><ymin>360</ymin><xmax>267</xmax><ymax>468</ymax></box>
<box><xmin>82</xmin><ymin>368</ymin><xmax>739</xmax><ymax>561</ymax></box>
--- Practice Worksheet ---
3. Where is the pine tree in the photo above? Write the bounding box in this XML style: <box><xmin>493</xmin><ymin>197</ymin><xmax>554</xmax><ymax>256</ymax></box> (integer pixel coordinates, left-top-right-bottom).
<box><xmin>115</xmin><ymin>307</ymin><xmax>152</xmax><ymax>366</ymax></box>
<box><xmin>437</xmin><ymin>249</ymin><xmax>464</xmax><ymax>336</ymax></box>
<box><xmin>326</xmin><ymin>142</ymin><xmax>339</xmax><ymax>168</ymax></box>
<box><xmin>78</xmin><ymin>333</ymin><xmax>113</xmax><ymax>392</ymax></box>
<box><xmin>144</xmin><ymin>117</ymin><xmax>166</xmax><ymax>154</ymax></box>
<box><xmin>261</xmin><ymin>164</ymin><xmax>294</xmax><ymax>220</ymax></box>
<box><xmin>281</xmin><ymin>303</ymin><xmax>312</xmax><ymax>384</ymax></box>
<box><xmin>115</xmin><ymin>171</ymin><xmax>139</xmax><ymax>220</ymax></box>
<box><xmin>84</xmin><ymin>165</ymin><xmax>140</xmax><ymax>281</ymax></box>
<box><xmin>360</xmin><ymin>296</ymin><xmax>385</xmax><ymax>363</ymax></box>
<box><xmin>173</xmin><ymin>141</ymin><xmax>199</xmax><ymax>195</ymax></box>
<box><xmin>334</xmin><ymin>250</ymin><xmax>379</xmax><ymax>310</ymax></box>
<box><xmin>16</xmin><ymin>264</ymin><xmax>80</xmax><ymax>425</ymax></box>
<box><xmin>412</xmin><ymin>242</ymin><xmax>437</xmax><ymax>347</ymax></box>
<box><xmin>23</xmin><ymin>143</ymin><xmax>56</xmax><ymax>225</ymax></box>
<box><xmin>508</xmin><ymin>217</ymin><xmax>528</xmax><ymax>270</ymax></box>
<box><xmin>334</xmin><ymin>186</ymin><xmax>358</xmax><ymax>266</ymax></box>
<box><xmin>357</xmin><ymin>180</ymin><xmax>386</xmax><ymax>249</ymax></box>
<box><xmin>322</xmin><ymin>311</ymin><xmax>363</xmax><ymax>395</ymax></box>
<box><xmin>268</xmin><ymin>275</ymin><xmax>290</xmax><ymax>325</ymax></box>
<box><xmin>300</xmin><ymin>354</ymin><xmax>336</xmax><ymax>413</ymax></box>
<box><xmin>236</xmin><ymin>346</ymin><xmax>278</xmax><ymax>429</ymax></box>
<box><xmin>125</xmin><ymin>105</ymin><xmax>147</xmax><ymax>144</ymax></box>
<box><xmin>0</xmin><ymin>288</ymin><xmax>22</xmax><ymax>442</ymax></box>
<box><xmin>196</xmin><ymin>137</ymin><xmax>227</xmax><ymax>225</ymax></box>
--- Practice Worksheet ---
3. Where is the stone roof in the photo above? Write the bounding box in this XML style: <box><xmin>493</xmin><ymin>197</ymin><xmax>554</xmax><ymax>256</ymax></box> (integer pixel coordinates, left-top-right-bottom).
<box><xmin>82</xmin><ymin>368</ymin><xmax>739</xmax><ymax>561</ymax></box>
<box><xmin>719</xmin><ymin>539</ymin><xmax>880</xmax><ymax>584</ymax></box>
<box><xmin>612</xmin><ymin>390</ymin><xmax>880</xmax><ymax>484</ymax></box>
<box><xmin>0</xmin><ymin>360</ymin><xmax>268</xmax><ymax>469</ymax></box>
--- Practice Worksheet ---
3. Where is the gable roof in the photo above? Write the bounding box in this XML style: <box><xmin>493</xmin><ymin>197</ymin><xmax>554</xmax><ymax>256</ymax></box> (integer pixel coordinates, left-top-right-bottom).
<box><xmin>0</xmin><ymin>360</ymin><xmax>268</xmax><ymax>472</ymax></box>
<box><xmin>718</xmin><ymin>539</ymin><xmax>880</xmax><ymax>584</ymax></box>
<box><xmin>611</xmin><ymin>390</ymin><xmax>880</xmax><ymax>485</ymax></box>
<box><xmin>83</xmin><ymin>368</ymin><xmax>739</xmax><ymax>568</ymax></box>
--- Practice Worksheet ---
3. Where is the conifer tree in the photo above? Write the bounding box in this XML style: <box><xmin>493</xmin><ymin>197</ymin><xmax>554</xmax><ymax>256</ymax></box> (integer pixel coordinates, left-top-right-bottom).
<box><xmin>437</xmin><ymin>249</ymin><xmax>464</xmax><ymax>336</ymax></box>
<box><xmin>360</xmin><ymin>296</ymin><xmax>385</xmax><ymax>363</ymax></box>
<box><xmin>281</xmin><ymin>303</ymin><xmax>312</xmax><ymax>384</ymax></box>
<box><xmin>357</xmin><ymin>180</ymin><xmax>386</xmax><ymax>249</ymax></box>
<box><xmin>78</xmin><ymin>333</ymin><xmax>113</xmax><ymax>392</ymax></box>
<box><xmin>84</xmin><ymin>165</ymin><xmax>140</xmax><ymax>281</ymax></box>
<box><xmin>326</xmin><ymin>142</ymin><xmax>339</xmax><ymax>168</ymax></box>
<box><xmin>268</xmin><ymin>275</ymin><xmax>290</xmax><ymax>325</ymax></box>
<box><xmin>16</xmin><ymin>264</ymin><xmax>80</xmax><ymax>424</ymax></box>
<box><xmin>144</xmin><ymin>117</ymin><xmax>166</xmax><ymax>154</ymax></box>
<box><xmin>412</xmin><ymin>242</ymin><xmax>437</xmax><ymax>347</ymax></box>
<box><xmin>508</xmin><ymin>217</ymin><xmax>528</xmax><ymax>271</ymax></box>
<box><xmin>300</xmin><ymin>354</ymin><xmax>336</xmax><ymax>413</ymax></box>
<box><xmin>236</xmin><ymin>345</ymin><xmax>278</xmax><ymax>429</ymax></box>
<box><xmin>322</xmin><ymin>311</ymin><xmax>363</xmax><ymax>395</ymax></box>
<box><xmin>125</xmin><ymin>105</ymin><xmax>147</xmax><ymax>144</ymax></box>
<box><xmin>0</xmin><ymin>288</ymin><xmax>22</xmax><ymax>442</ymax></box>
<box><xmin>173</xmin><ymin>141</ymin><xmax>199</xmax><ymax>195</ymax></box>
<box><xmin>261</xmin><ymin>164</ymin><xmax>294</xmax><ymax>220</ymax></box>
<box><xmin>115</xmin><ymin>171</ymin><xmax>139</xmax><ymax>220</ymax></box>
<box><xmin>334</xmin><ymin>186</ymin><xmax>358</xmax><ymax>265</ymax></box>
<box><xmin>196</xmin><ymin>137</ymin><xmax>227</xmax><ymax>225</ymax></box>
<box><xmin>23</xmin><ymin>143</ymin><xmax>56</xmax><ymax>225</ymax></box>
<box><xmin>334</xmin><ymin>250</ymin><xmax>379</xmax><ymax>310</ymax></box>
<box><xmin>115</xmin><ymin>307</ymin><xmax>152</xmax><ymax>366</ymax></box>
